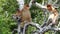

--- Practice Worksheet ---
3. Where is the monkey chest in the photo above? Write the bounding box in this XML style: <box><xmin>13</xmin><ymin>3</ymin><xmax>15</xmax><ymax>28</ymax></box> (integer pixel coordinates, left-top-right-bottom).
<box><xmin>21</xmin><ymin>11</ymin><xmax>31</xmax><ymax>20</ymax></box>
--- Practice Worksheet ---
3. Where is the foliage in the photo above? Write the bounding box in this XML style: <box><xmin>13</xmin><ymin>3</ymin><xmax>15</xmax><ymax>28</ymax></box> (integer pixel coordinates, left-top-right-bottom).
<box><xmin>0</xmin><ymin>0</ymin><xmax>18</xmax><ymax>34</ymax></box>
<box><xmin>0</xmin><ymin>0</ymin><xmax>60</xmax><ymax>34</ymax></box>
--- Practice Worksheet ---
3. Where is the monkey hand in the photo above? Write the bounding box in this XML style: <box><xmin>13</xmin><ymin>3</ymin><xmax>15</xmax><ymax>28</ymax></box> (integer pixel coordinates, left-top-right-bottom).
<box><xmin>12</xmin><ymin>14</ymin><xmax>22</xmax><ymax>22</ymax></box>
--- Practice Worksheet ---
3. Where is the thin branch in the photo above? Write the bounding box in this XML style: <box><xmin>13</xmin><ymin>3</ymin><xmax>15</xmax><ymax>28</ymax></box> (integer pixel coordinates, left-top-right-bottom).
<box><xmin>53</xmin><ymin>0</ymin><xmax>58</xmax><ymax>5</ymax></box>
<box><xmin>47</xmin><ymin>0</ymin><xmax>52</xmax><ymax>4</ymax></box>
<box><xmin>53</xmin><ymin>4</ymin><xmax>59</xmax><ymax>8</ymax></box>
<box><xmin>12</xmin><ymin>29</ymin><xmax>17</xmax><ymax>34</ymax></box>
<box><xmin>57</xmin><ymin>22</ymin><xmax>60</xmax><ymax>28</ymax></box>
<box><xmin>5</xmin><ymin>11</ymin><xmax>8</xmax><ymax>17</ymax></box>
<box><xmin>23</xmin><ymin>22</ymin><xmax>60</xmax><ymax>34</ymax></box>
<box><xmin>42</xmin><ymin>0</ymin><xmax>44</xmax><ymax>5</ymax></box>
<box><xmin>17</xmin><ymin>22</ymin><xmax>21</xmax><ymax>34</ymax></box>
<box><xmin>29</xmin><ymin>0</ymin><xmax>33</xmax><ymax>8</ymax></box>
<box><xmin>23</xmin><ymin>22</ymin><xmax>41</xmax><ymax>34</ymax></box>
<box><xmin>35</xmin><ymin>2</ymin><xmax>47</xmax><ymax>9</ymax></box>
<box><xmin>52</xmin><ymin>28</ymin><xmax>60</xmax><ymax>31</ymax></box>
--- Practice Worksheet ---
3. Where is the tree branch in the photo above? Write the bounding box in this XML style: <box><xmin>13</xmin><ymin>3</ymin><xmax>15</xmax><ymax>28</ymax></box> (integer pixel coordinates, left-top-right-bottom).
<box><xmin>42</xmin><ymin>0</ymin><xmax>44</xmax><ymax>5</ymax></box>
<box><xmin>53</xmin><ymin>0</ymin><xmax>58</xmax><ymax>5</ymax></box>
<box><xmin>29</xmin><ymin>0</ymin><xmax>33</xmax><ymax>8</ymax></box>
<box><xmin>23</xmin><ymin>22</ymin><xmax>60</xmax><ymax>34</ymax></box>
<box><xmin>17</xmin><ymin>0</ymin><xmax>24</xmax><ymax>11</ymax></box>
<box><xmin>35</xmin><ymin>2</ymin><xmax>47</xmax><ymax>9</ymax></box>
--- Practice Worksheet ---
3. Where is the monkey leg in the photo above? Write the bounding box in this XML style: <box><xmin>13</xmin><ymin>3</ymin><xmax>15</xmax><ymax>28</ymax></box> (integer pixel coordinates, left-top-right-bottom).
<box><xmin>20</xmin><ymin>22</ymin><xmax>31</xmax><ymax>32</ymax></box>
<box><xmin>20</xmin><ymin>22</ymin><xmax>25</xmax><ymax>32</ymax></box>
<box><xmin>20</xmin><ymin>22</ymin><xmax>29</xmax><ymax>32</ymax></box>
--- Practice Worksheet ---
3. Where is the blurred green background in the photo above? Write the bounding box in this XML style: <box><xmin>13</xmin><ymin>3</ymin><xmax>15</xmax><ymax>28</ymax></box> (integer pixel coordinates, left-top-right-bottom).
<box><xmin>0</xmin><ymin>0</ymin><xmax>60</xmax><ymax>34</ymax></box>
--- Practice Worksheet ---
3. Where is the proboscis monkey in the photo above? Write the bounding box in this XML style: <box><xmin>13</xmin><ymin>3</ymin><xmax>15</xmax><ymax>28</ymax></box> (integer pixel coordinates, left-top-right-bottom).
<box><xmin>13</xmin><ymin>4</ymin><xmax>32</xmax><ymax>31</ymax></box>
<box><xmin>41</xmin><ymin>4</ymin><xmax>59</xmax><ymax>27</ymax></box>
<box><xmin>47</xmin><ymin>4</ymin><xmax>58</xmax><ymax>25</ymax></box>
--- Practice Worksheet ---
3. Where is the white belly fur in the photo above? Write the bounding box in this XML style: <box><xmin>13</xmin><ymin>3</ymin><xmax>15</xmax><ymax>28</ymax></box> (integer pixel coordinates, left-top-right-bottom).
<box><xmin>48</xmin><ymin>14</ymin><xmax>54</xmax><ymax>20</ymax></box>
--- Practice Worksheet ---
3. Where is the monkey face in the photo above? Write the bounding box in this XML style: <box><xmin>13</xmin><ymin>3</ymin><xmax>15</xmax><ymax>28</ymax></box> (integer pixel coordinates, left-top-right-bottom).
<box><xmin>47</xmin><ymin>4</ymin><xmax>52</xmax><ymax>11</ymax></box>
<box><xmin>24</xmin><ymin>4</ymin><xmax>29</xmax><ymax>10</ymax></box>
<box><xmin>12</xmin><ymin>14</ymin><xmax>21</xmax><ymax>21</ymax></box>
<box><xmin>12</xmin><ymin>9</ymin><xmax>22</xmax><ymax>21</ymax></box>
